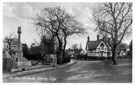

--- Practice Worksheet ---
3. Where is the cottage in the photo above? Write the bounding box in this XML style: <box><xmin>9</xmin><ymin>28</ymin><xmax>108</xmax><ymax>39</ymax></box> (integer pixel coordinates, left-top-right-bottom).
<box><xmin>86</xmin><ymin>35</ymin><xmax>111</xmax><ymax>57</ymax></box>
<box><xmin>117</xmin><ymin>43</ymin><xmax>128</xmax><ymax>56</ymax></box>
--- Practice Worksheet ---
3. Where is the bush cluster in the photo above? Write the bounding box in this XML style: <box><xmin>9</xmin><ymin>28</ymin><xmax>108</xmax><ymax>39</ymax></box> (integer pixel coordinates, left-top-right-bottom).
<box><xmin>75</xmin><ymin>54</ymin><xmax>112</xmax><ymax>60</ymax></box>
<box><xmin>26</xmin><ymin>54</ymin><xmax>43</xmax><ymax>60</ymax></box>
<box><xmin>57</xmin><ymin>53</ymin><xmax>71</xmax><ymax>64</ymax></box>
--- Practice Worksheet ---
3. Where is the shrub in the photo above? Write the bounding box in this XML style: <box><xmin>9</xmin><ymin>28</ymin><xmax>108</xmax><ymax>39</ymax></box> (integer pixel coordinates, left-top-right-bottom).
<box><xmin>3</xmin><ymin>58</ymin><xmax>13</xmax><ymax>73</ymax></box>
<box><xmin>117</xmin><ymin>55</ymin><xmax>132</xmax><ymax>59</ymax></box>
<box><xmin>57</xmin><ymin>53</ymin><xmax>71</xmax><ymax>64</ymax></box>
<box><xmin>90</xmin><ymin>56</ymin><xmax>106</xmax><ymax>60</ymax></box>
<box><xmin>27</xmin><ymin>54</ymin><xmax>43</xmax><ymax>60</ymax></box>
<box><xmin>77</xmin><ymin>54</ymin><xmax>86</xmax><ymax>59</ymax></box>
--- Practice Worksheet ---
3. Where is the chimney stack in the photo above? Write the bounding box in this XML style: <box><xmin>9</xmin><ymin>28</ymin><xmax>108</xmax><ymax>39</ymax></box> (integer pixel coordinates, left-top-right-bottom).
<box><xmin>97</xmin><ymin>35</ymin><xmax>99</xmax><ymax>40</ymax></box>
<box><xmin>87</xmin><ymin>36</ymin><xmax>90</xmax><ymax>42</ymax></box>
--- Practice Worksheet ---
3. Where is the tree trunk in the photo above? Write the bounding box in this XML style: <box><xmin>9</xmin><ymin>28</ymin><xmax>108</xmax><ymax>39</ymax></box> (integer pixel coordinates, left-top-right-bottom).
<box><xmin>57</xmin><ymin>42</ymin><xmax>63</xmax><ymax>64</ymax></box>
<box><xmin>54</xmin><ymin>34</ymin><xmax>63</xmax><ymax>64</ymax></box>
<box><xmin>8</xmin><ymin>44</ymin><xmax>12</xmax><ymax>56</ymax></box>
<box><xmin>56</xmin><ymin>34</ymin><xmax>62</xmax><ymax>55</ymax></box>
<box><xmin>112</xmin><ymin>46</ymin><xmax>118</xmax><ymax>65</ymax></box>
<box><xmin>57</xmin><ymin>39</ymin><xmax>63</xmax><ymax>63</ymax></box>
<box><xmin>63</xmin><ymin>36</ymin><xmax>67</xmax><ymax>57</ymax></box>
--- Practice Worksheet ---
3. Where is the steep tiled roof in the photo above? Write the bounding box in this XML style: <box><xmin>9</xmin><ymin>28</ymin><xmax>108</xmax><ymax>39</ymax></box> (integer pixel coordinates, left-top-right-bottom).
<box><xmin>87</xmin><ymin>40</ymin><xmax>102</xmax><ymax>51</ymax></box>
<box><xmin>87</xmin><ymin>39</ymin><xmax>110</xmax><ymax>51</ymax></box>
<box><xmin>103</xmin><ymin>40</ymin><xmax>110</xmax><ymax>48</ymax></box>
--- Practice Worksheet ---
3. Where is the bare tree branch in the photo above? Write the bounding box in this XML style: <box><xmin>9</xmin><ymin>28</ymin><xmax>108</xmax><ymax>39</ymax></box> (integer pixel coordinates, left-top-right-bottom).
<box><xmin>33</xmin><ymin>6</ymin><xmax>86</xmax><ymax>57</ymax></box>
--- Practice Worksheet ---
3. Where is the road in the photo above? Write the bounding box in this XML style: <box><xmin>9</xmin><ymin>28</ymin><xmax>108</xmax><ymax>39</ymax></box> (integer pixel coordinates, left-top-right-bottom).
<box><xmin>3</xmin><ymin>59</ymin><xmax>132</xmax><ymax>83</ymax></box>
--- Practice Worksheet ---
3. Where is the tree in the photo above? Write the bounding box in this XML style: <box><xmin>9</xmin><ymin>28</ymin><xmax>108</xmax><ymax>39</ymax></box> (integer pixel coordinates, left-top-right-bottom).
<box><xmin>40</xmin><ymin>36</ymin><xmax>55</xmax><ymax>55</ymax></box>
<box><xmin>33</xmin><ymin>6</ymin><xmax>86</xmax><ymax>63</ymax></box>
<box><xmin>92</xmin><ymin>2</ymin><xmax>132</xmax><ymax>65</ymax></box>
<box><xmin>22</xmin><ymin>43</ymin><xmax>29</xmax><ymax>58</ymax></box>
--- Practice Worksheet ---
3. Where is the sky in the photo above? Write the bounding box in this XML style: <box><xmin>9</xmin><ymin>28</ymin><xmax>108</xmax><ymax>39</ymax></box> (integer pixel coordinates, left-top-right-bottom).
<box><xmin>3</xmin><ymin>2</ymin><xmax>132</xmax><ymax>50</ymax></box>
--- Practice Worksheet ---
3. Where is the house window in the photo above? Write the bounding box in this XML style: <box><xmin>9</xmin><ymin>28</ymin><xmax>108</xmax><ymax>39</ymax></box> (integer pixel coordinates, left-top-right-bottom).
<box><xmin>101</xmin><ymin>47</ymin><xmax>104</xmax><ymax>50</ymax></box>
<box><xmin>105</xmin><ymin>48</ymin><xmax>107</xmax><ymax>51</ymax></box>
<box><xmin>100</xmin><ymin>43</ymin><xmax>104</xmax><ymax>50</ymax></box>
<box><xmin>98</xmin><ymin>48</ymin><xmax>100</xmax><ymax>51</ymax></box>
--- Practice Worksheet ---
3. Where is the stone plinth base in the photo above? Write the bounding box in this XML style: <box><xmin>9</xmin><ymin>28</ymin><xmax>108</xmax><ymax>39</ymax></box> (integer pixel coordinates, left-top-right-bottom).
<box><xmin>18</xmin><ymin>60</ymin><xmax>31</xmax><ymax>67</ymax></box>
<box><xmin>17</xmin><ymin>57</ymin><xmax>31</xmax><ymax>67</ymax></box>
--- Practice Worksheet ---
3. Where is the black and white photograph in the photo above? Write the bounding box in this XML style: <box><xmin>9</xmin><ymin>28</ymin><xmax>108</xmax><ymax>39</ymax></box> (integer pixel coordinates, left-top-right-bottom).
<box><xmin>2</xmin><ymin>0</ymin><xmax>133</xmax><ymax>83</ymax></box>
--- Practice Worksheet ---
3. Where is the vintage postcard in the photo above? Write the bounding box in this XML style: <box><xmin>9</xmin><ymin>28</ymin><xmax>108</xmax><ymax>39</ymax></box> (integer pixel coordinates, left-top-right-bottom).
<box><xmin>1</xmin><ymin>0</ymin><xmax>133</xmax><ymax>84</ymax></box>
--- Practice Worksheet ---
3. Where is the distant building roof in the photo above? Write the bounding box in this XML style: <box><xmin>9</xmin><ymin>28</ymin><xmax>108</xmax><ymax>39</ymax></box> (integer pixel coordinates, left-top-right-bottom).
<box><xmin>11</xmin><ymin>40</ymin><xmax>18</xmax><ymax>45</ymax></box>
<box><xmin>3</xmin><ymin>38</ymin><xmax>18</xmax><ymax>45</ymax></box>
<box><xmin>117</xmin><ymin>43</ymin><xmax>128</xmax><ymax>50</ymax></box>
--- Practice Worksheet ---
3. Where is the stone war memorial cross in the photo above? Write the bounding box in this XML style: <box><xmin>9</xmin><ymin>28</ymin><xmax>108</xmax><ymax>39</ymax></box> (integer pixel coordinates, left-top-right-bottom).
<box><xmin>17</xmin><ymin>26</ymin><xmax>31</xmax><ymax>69</ymax></box>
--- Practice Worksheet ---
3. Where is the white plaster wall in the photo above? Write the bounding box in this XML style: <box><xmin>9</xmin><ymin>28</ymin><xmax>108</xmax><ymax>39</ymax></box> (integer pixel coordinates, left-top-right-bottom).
<box><xmin>97</xmin><ymin>41</ymin><xmax>108</xmax><ymax>52</ymax></box>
